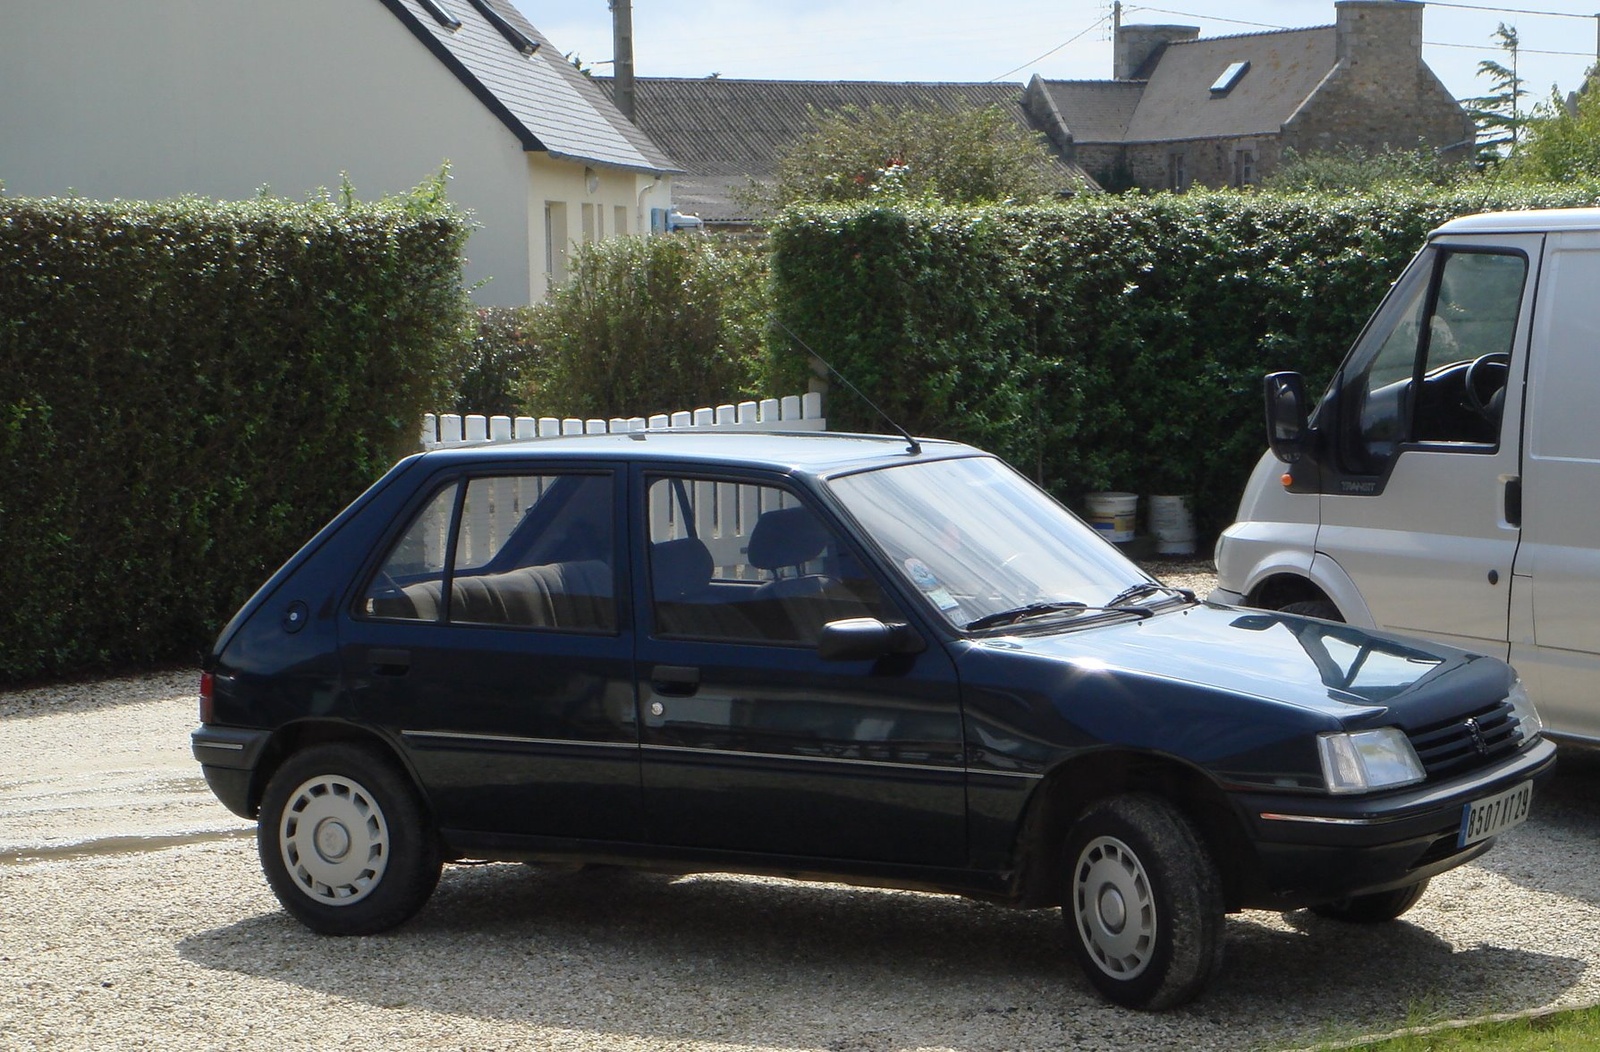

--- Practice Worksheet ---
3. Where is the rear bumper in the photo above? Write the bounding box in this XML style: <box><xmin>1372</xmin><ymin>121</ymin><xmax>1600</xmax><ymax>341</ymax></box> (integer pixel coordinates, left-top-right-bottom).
<box><xmin>1228</xmin><ymin>736</ymin><xmax>1557</xmax><ymax>909</ymax></box>
<box><xmin>191</xmin><ymin>725</ymin><xmax>273</xmax><ymax>819</ymax></box>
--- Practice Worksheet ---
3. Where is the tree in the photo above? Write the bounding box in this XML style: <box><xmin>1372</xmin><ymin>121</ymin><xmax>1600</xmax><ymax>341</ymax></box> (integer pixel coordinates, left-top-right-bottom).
<box><xmin>761</xmin><ymin>102</ymin><xmax>1063</xmax><ymax>209</ymax></box>
<box><xmin>1510</xmin><ymin>72</ymin><xmax>1600</xmax><ymax>182</ymax></box>
<box><xmin>1465</xmin><ymin>23</ymin><xmax>1528</xmax><ymax>160</ymax></box>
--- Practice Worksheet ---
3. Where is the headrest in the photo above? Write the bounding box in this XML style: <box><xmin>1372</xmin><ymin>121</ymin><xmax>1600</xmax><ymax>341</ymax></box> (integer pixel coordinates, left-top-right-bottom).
<box><xmin>650</xmin><ymin>537</ymin><xmax>713</xmax><ymax>599</ymax></box>
<box><xmin>747</xmin><ymin>506</ymin><xmax>830</xmax><ymax>570</ymax></box>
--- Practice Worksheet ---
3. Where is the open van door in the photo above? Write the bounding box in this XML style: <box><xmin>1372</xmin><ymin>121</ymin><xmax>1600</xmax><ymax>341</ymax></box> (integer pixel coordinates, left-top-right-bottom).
<box><xmin>1308</xmin><ymin>234</ymin><xmax>1542</xmax><ymax>655</ymax></box>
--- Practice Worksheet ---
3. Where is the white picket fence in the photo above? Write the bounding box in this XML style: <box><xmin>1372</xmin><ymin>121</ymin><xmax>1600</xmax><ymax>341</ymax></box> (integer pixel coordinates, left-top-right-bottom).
<box><xmin>421</xmin><ymin>392</ymin><xmax>825</xmax><ymax>450</ymax></box>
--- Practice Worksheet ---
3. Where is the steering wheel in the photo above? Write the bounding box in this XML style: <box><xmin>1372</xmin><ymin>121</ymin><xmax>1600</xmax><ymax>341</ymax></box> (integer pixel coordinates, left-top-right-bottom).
<box><xmin>1462</xmin><ymin>352</ymin><xmax>1510</xmax><ymax>416</ymax></box>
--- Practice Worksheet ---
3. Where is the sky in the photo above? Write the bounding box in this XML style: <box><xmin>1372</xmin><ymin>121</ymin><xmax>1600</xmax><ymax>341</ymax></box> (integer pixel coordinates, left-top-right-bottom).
<box><xmin>520</xmin><ymin>0</ymin><xmax>1600</xmax><ymax>110</ymax></box>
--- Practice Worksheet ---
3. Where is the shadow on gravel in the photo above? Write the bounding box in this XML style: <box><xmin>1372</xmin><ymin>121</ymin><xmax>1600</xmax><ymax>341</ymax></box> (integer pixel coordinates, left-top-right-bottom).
<box><xmin>177</xmin><ymin>862</ymin><xmax>1584</xmax><ymax>1051</ymax></box>
<box><xmin>1475</xmin><ymin>738</ymin><xmax>1600</xmax><ymax>908</ymax></box>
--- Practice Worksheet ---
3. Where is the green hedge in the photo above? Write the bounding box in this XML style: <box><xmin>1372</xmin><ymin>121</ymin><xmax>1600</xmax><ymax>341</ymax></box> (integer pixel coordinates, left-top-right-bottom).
<box><xmin>771</xmin><ymin>183</ymin><xmax>1600</xmax><ymax>538</ymax></box>
<box><xmin>0</xmin><ymin>186</ymin><xmax>470</xmax><ymax>681</ymax></box>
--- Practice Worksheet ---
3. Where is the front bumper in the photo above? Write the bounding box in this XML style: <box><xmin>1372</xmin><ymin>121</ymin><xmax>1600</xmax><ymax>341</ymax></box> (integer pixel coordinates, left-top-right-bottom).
<box><xmin>1228</xmin><ymin>736</ymin><xmax>1557</xmax><ymax>910</ymax></box>
<box><xmin>191</xmin><ymin>725</ymin><xmax>274</xmax><ymax>819</ymax></box>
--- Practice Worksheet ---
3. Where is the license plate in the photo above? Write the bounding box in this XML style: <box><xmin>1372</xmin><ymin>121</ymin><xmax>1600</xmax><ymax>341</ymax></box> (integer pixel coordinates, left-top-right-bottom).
<box><xmin>1459</xmin><ymin>780</ymin><xmax>1533</xmax><ymax>848</ymax></box>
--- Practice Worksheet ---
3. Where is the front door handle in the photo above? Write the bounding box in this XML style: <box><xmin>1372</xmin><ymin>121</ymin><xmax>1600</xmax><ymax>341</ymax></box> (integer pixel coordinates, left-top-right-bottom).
<box><xmin>651</xmin><ymin>664</ymin><xmax>700</xmax><ymax>696</ymax></box>
<box><xmin>370</xmin><ymin>648</ymin><xmax>411</xmax><ymax>676</ymax></box>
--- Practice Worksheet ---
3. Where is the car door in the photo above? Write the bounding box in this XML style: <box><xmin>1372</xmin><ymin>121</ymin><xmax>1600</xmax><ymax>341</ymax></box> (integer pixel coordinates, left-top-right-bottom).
<box><xmin>631</xmin><ymin>466</ymin><xmax>967</xmax><ymax>867</ymax></box>
<box><xmin>1511</xmin><ymin>231</ymin><xmax>1600</xmax><ymax>738</ymax></box>
<box><xmin>1315</xmin><ymin>235</ymin><xmax>1542</xmax><ymax>654</ymax></box>
<box><xmin>339</xmin><ymin>465</ymin><xmax>641</xmax><ymax>844</ymax></box>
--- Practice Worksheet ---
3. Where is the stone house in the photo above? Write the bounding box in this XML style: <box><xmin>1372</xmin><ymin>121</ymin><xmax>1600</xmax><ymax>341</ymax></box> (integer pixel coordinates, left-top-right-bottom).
<box><xmin>1025</xmin><ymin>0</ymin><xmax>1476</xmax><ymax>191</ymax></box>
<box><xmin>0</xmin><ymin>0</ymin><xmax>679</xmax><ymax>304</ymax></box>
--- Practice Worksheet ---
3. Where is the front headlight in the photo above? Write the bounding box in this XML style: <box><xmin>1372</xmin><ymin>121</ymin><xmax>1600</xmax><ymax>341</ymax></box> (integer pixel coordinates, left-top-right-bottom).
<box><xmin>1317</xmin><ymin>727</ymin><xmax>1426</xmax><ymax>794</ymax></box>
<box><xmin>1507</xmin><ymin>679</ymin><xmax>1544</xmax><ymax>742</ymax></box>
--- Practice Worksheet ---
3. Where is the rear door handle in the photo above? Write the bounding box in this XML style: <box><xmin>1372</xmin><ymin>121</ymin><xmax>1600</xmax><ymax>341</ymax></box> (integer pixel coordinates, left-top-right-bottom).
<box><xmin>370</xmin><ymin>648</ymin><xmax>412</xmax><ymax>676</ymax></box>
<box><xmin>1504</xmin><ymin>476</ymin><xmax>1522</xmax><ymax>528</ymax></box>
<box><xmin>651</xmin><ymin>664</ymin><xmax>700</xmax><ymax>696</ymax></box>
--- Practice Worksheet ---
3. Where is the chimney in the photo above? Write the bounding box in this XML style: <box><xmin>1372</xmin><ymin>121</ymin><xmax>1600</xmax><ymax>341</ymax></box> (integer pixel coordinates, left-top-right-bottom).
<box><xmin>1114</xmin><ymin>22</ymin><xmax>1201</xmax><ymax>80</ymax></box>
<box><xmin>1335</xmin><ymin>0</ymin><xmax>1424</xmax><ymax>71</ymax></box>
<box><xmin>610</xmin><ymin>0</ymin><xmax>635</xmax><ymax>121</ymax></box>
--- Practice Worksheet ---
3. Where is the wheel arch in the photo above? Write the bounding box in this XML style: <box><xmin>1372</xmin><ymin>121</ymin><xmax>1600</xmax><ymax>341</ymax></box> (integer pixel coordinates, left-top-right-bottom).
<box><xmin>1244</xmin><ymin>555</ymin><xmax>1375</xmax><ymax>628</ymax></box>
<box><xmin>1011</xmin><ymin>750</ymin><xmax>1254</xmax><ymax>913</ymax></box>
<box><xmin>248</xmin><ymin>720</ymin><xmax>428</xmax><ymax>824</ymax></box>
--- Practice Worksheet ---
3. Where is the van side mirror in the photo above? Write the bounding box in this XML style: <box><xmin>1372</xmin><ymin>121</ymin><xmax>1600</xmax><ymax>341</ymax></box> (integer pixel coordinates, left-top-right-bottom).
<box><xmin>1264</xmin><ymin>372</ymin><xmax>1311</xmax><ymax>463</ymax></box>
<box><xmin>818</xmin><ymin>618</ymin><xmax>925</xmax><ymax>661</ymax></box>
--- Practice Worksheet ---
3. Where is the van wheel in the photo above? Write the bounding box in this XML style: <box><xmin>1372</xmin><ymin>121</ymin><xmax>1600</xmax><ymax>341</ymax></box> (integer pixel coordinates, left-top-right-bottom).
<box><xmin>258</xmin><ymin>743</ymin><xmax>441</xmax><ymax>935</ymax></box>
<box><xmin>1310</xmin><ymin>879</ymin><xmax>1429</xmax><ymax>923</ymax></box>
<box><xmin>1061</xmin><ymin>795</ymin><xmax>1226</xmax><ymax>1010</ymax></box>
<box><xmin>1280</xmin><ymin>599</ymin><xmax>1342</xmax><ymax>622</ymax></box>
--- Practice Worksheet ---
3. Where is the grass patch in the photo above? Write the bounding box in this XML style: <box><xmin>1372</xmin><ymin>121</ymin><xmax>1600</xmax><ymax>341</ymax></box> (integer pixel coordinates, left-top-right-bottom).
<box><xmin>1317</xmin><ymin>1005</ymin><xmax>1600</xmax><ymax>1051</ymax></box>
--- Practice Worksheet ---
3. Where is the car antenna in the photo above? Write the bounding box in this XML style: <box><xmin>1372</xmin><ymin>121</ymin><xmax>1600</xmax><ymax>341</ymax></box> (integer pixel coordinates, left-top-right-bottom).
<box><xmin>774</xmin><ymin>319</ymin><xmax>921</xmax><ymax>455</ymax></box>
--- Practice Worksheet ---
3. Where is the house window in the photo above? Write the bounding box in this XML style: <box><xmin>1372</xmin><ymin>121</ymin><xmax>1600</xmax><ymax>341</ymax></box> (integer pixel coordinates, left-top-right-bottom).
<box><xmin>545</xmin><ymin>202</ymin><xmax>569</xmax><ymax>288</ymax></box>
<box><xmin>1210</xmin><ymin>61</ymin><xmax>1250</xmax><ymax>96</ymax></box>
<box><xmin>1234</xmin><ymin>149</ymin><xmax>1256</xmax><ymax>187</ymax></box>
<box><xmin>615</xmin><ymin>205</ymin><xmax>630</xmax><ymax>237</ymax></box>
<box><xmin>581</xmin><ymin>203</ymin><xmax>596</xmax><ymax>242</ymax></box>
<box><xmin>1168</xmin><ymin>152</ymin><xmax>1188</xmax><ymax>192</ymax></box>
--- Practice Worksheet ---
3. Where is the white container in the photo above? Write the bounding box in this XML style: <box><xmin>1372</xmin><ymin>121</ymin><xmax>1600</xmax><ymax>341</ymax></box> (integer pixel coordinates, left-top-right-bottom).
<box><xmin>1085</xmin><ymin>492</ymin><xmax>1138</xmax><ymax>543</ymax></box>
<box><xmin>1150</xmin><ymin>494</ymin><xmax>1197</xmax><ymax>555</ymax></box>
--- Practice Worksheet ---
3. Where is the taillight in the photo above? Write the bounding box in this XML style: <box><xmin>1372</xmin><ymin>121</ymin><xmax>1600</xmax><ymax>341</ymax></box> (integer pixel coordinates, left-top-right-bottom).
<box><xmin>199</xmin><ymin>671</ymin><xmax>214</xmax><ymax>724</ymax></box>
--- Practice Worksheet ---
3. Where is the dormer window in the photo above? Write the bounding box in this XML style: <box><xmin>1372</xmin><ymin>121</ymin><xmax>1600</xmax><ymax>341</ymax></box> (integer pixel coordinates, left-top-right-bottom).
<box><xmin>417</xmin><ymin>0</ymin><xmax>462</xmax><ymax>30</ymax></box>
<box><xmin>1210</xmin><ymin>61</ymin><xmax>1250</xmax><ymax>96</ymax></box>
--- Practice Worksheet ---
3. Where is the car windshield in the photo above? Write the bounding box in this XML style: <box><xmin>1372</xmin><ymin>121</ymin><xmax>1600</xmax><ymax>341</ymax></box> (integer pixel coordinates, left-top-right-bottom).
<box><xmin>827</xmin><ymin>455</ymin><xmax>1164</xmax><ymax>631</ymax></box>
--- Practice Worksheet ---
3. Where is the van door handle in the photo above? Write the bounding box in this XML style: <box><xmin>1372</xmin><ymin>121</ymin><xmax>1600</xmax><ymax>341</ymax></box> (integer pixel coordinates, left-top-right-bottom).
<box><xmin>370</xmin><ymin>648</ymin><xmax>412</xmax><ymax>676</ymax></box>
<box><xmin>1504</xmin><ymin>476</ymin><xmax>1522</xmax><ymax>528</ymax></box>
<box><xmin>651</xmin><ymin>665</ymin><xmax>700</xmax><ymax>696</ymax></box>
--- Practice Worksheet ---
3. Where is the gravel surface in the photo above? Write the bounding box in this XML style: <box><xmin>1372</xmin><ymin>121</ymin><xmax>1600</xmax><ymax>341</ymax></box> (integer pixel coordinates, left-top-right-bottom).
<box><xmin>4</xmin><ymin>570</ymin><xmax>1600</xmax><ymax>1051</ymax></box>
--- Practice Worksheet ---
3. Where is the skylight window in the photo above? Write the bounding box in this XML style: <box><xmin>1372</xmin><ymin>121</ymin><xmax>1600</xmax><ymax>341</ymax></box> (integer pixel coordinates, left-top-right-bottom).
<box><xmin>465</xmin><ymin>0</ymin><xmax>541</xmax><ymax>56</ymax></box>
<box><xmin>417</xmin><ymin>0</ymin><xmax>461</xmax><ymax>30</ymax></box>
<box><xmin>1210</xmin><ymin>61</ymin><xmax>1250</xmax><ymax>96</ymax></box>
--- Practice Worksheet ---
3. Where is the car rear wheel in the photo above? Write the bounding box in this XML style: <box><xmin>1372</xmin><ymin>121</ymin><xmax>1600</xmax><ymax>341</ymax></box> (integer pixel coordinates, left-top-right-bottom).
<box><xmin>1310</xmin><ymin>879</ymin><xmax>1430</xmax><ymax>923</ymax></box>
<box><xmin>258</xmin><ymin>743</ymin><xmax>441</xmax><ymax>935</ymax></box>
<box><xmin>1062</xmin><ymin>794</ymin><xmax>1225</xmax><ymax>1010</ymax></box>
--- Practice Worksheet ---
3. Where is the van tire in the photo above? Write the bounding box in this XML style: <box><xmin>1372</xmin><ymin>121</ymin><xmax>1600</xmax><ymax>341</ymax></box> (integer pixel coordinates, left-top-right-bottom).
<box><xmin>1280</xmin><ymin>599</ymin><xmax>1342</xmax><ymax>622</ymax></box>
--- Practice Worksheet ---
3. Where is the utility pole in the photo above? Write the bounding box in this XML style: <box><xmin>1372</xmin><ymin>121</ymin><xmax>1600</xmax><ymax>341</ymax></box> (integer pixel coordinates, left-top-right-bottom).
<box><xmin>609</xmin><ymin>0</ymin><xmax>635</xmax><ymax>122</ymax></box>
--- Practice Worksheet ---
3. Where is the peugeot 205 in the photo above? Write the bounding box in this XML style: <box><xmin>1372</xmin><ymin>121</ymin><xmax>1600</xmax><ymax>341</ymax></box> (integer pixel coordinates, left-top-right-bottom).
<box><xmin>193</xmin><ymin>431</ymin><xmax>1554</xmax><ymax>1009</ymax></box>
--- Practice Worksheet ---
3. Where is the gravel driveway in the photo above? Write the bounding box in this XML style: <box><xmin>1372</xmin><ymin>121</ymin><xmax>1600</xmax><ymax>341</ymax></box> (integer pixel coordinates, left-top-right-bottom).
<box><xmin>4</xmin><ymin>573</ymin><xmax>1600</xmax><ymax>1051</ymax></box>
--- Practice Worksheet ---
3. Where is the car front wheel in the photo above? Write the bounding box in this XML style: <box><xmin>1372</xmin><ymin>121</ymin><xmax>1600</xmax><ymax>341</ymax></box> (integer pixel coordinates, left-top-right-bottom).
<box><xmin>1310</xmin><ymin>879</ymin><xmax>1430</xmax><ymax>923</ymax></box>
<box><xmin>1062</xmin><ymin>794</ymin><xmax>1226</xmax><ymax>1010</ymax></box>
<box><xmin>258</xmin><ymin>743</ymin><xmax>441</xmax><ymax>935</ymax></box>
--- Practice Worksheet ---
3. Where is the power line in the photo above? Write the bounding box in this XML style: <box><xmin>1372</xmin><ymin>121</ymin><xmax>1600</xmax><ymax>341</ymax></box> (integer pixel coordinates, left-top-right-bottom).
<box><xmin>1426</xmin><ymin>39</ymin><xmax>1596</xmax><ymax>55</ymax></box>
<box><xmin>990</xmin><ymin>14</ymin><xmax>1111</xmax><ymax>81</ymax></box>
<box><xmin>1126</xmin><ymin>7</ymin><xmax>1284</xmax><ymax>31</ymax></box>
<box><xmin>1424</xmin><ymin>1</ymin><xmax>1599</xmax><ymax>20</ymax></box>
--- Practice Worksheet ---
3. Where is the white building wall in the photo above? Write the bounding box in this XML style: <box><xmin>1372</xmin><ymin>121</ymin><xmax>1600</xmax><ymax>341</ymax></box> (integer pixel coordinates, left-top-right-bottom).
<box><xmin>0</xmin><ymin>0</ymin><xmax>581</xmax><ymax>304</ymax></box>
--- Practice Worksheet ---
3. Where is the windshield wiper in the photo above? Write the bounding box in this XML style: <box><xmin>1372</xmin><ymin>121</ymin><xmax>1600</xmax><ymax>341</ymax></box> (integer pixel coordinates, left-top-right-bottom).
<box><xmin>966</xmin><ymin>601</ymin><xmax>1087</xmax><ymax>631</ymax></box>
<box><xmin>1105</xmin><ymin>582</ymin><xmax>1196</xmax><ymax>608</ymax></box>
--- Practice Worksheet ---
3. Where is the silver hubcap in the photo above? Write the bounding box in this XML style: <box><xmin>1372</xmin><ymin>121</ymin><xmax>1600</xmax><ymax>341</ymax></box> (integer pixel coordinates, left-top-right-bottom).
<box><xmin>1073</xmin><ymin>835</ymin><xmax>1157</xmax><ymax>979</ymax></box>
<box><xmin>279</xmin><ymin>774</ymin><xmax>389</xmax><ymax>906</ymax></box>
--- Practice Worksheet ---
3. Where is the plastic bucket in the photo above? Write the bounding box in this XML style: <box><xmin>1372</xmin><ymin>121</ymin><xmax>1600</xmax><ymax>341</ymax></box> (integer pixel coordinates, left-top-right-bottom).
<box><xmin>1150</xmin><ymin>494</ymin><xmax>1196</xmax><ymax>555</ymax></box>
<box><xmin>1084</xmin><ymin>492</ymin><xmax>1138</xmax><ymax>543</ymax></box>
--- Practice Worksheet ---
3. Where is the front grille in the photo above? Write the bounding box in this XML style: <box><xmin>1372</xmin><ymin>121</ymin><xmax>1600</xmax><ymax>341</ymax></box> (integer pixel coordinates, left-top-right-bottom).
<box><xmin>1407</xmin><ymin>699</ymin><xmax>1523</xmax><ymax>780</ymax></box>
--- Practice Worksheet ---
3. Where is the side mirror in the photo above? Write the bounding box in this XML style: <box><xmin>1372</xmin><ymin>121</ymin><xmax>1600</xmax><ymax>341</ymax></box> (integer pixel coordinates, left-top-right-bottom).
<box><xmin>817</xmin><ymin>618</ymin><xmax>925</xmax><ymax>662</ymax></box>
<box><xmin>1264</xmin><ymin>371</ymin><xmax>1311</xmax><ymax>463</ymax></box>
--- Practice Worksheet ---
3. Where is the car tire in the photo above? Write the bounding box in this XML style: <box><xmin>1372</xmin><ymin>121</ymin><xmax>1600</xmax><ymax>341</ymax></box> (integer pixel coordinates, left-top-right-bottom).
<box><xmin>1279</xmin><ymin>599</ymin><xmax>1343</xmax><ymax>622</ymax></box>
<box><xmin>258</xmin><ymin>743</ymin><xmax>441</xmax><ymax>935</ymax></box>
<box><xmin>1061</xmin><ymin>794</ymin><xmax>1226</xmax><ymax>1010</ymax></box>
<box><xmin>1310</xmin><ymin>879</ymin><xmax>1430</xmax><ymax>923</ymax></box>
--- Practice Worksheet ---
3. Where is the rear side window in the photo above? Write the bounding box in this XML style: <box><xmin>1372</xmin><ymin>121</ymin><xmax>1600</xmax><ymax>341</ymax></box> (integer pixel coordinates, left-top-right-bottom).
<box><xmin>361</xmin><ymin>472</ymin><xmax>615</xmax><ymax>632</ymax></box>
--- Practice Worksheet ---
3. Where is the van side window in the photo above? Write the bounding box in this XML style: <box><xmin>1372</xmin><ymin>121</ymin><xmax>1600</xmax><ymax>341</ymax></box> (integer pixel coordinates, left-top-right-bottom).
<box><xmin>1339</xmin><ymin>249</ymin><xmax>1527</xmax><ymax>475</ymax></box>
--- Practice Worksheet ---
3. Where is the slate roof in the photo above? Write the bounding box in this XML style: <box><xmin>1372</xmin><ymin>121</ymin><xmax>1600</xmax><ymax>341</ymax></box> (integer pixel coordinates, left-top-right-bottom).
<box><xmin>600</xmin><ymin>77</ymin><xmax>1094</xmax><ymax>224</ymax></box>
<box><xmin>378</xmin><ymin>0</ymin><xmax>676</xmax><ymax>174</ymax></box>
<box><xmin>1036</xmin><ymin>26</ymin><xmax>1338</xmax><ymax>145</ymax></box>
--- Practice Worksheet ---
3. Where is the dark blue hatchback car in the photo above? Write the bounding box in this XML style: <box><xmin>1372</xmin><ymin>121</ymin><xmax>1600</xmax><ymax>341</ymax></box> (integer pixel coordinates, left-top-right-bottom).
<box><xmin>194</xmin><ymin>431</ymin><xmax>1554</xmax><ymax>1009</ymax></box>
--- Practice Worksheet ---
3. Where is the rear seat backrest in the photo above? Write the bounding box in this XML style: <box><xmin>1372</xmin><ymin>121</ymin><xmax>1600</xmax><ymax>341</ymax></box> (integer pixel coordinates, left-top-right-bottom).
<box><xmin>397</xmin><ymin>560</ymin><xmax>614</xmax><ymax>630</ymax></box>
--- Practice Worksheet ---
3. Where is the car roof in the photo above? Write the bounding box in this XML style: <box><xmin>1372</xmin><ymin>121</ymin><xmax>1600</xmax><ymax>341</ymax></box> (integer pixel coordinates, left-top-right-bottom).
<box><xmin>411</xmin><ymin>429</ymin><xmax>982</xmax><ymax>478</ymax></box>
<box><xmin>1432</xmin><ymin>207</ymin><xmax>1600</xmax><ymax>237</ymax></box>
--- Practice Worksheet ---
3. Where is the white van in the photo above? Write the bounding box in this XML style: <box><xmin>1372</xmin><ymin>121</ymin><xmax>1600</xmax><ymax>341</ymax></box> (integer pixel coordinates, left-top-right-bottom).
<box><xmin>1214</xmin><ymin>208</ymin><xmax>1600</xmax><ymax>740</ymax></box>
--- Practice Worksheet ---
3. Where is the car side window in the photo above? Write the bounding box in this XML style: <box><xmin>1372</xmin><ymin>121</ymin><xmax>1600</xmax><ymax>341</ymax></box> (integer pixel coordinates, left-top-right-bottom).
<box><xmin>646</xmin><ymin>475</ymin><xmax>892</xmax><ymax>644</ymax></box>
<box><xmin>362</xmin><ymin>473</ymin><xmax>615</xmax><ymax>632</ymax></box>
<box><xmin>1340</xmin><ymin>248</ymin><xmax>1527</xmax><ymax>475</ymax></box>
